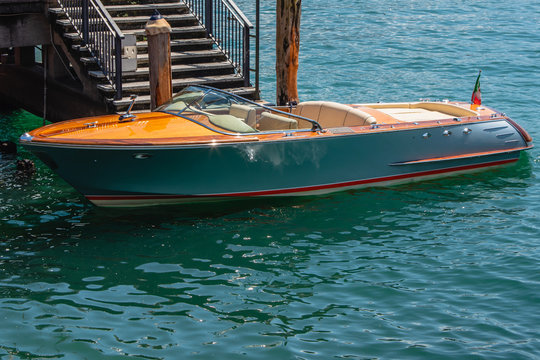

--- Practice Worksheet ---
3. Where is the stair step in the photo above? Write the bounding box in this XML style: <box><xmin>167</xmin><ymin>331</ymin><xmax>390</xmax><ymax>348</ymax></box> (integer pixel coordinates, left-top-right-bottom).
<box><xmin>56</xmin><ymin>18</ymin><xmax>80</xmax><ymax>28</ymax></box>
<box><xmin>137</xmin><ymin>49</ymin><xmax>226</xmax><ymax>65</ymax></box>
<box><xmin>134</xmin><ymin>62</ymin><xmax>234</xmax><ymax>76</ymax></box>
<box><xmin>48</xmin><ymin>7</ymin><xmax>64</xmax><ymax>16</ymax></box>
<box><xmin>71</xmin><ymin>44</ymin><xmax>87</xmax><ymax>53</ymax></box>
<box><xmin>122</xmin><ymin>25</ymin><xmax>207</xmax><ymax>39</ymax></box>
<box><xmin>56</xmin><ymin>17</ymin><xmax>109</xmax><ymax>28</ymax></box>
<box><xmin>82</xmin><ymin>50</ymin><xmax>229</xmax><ymax>67</ymax></box>
<box><xmin>64</xmin><ymin>25</ymin><xmax>206</xmax><ymax>37</ymax></box>
<box><xmin>80</xmin><ymin>49</ymin><xmax>225</xmax><ymax>69</ymax></box>
<box><xmin>105</xmin><ymin>2</ymin><xmax>188</xmax><ymax>14</ymax></box>
<box><xmin>136</xmin><ymin>38</ymin><xmax>214</xmax><ymax>52</ymax></box>
<box><xmin>98</xmin><ymin>74</ymin><xmax>245</xmax><ymax>93</ymax></box>
<box><xmin>63</xmin><ymin>27</ymin><xmax>208</xmax><ymax>43</ymax></box>
<box><xmin>88</xmin><ymin>70</ymin><xmax>109</xmax><ymax>79</ymax></box>
<box><xmin>63</xmin><ymin>32</ymin><xmax>82</xmax><ymax>42</ymax></box>
<box><xmin>50</xmin><ymin>4</ymin><xmax>188</xmax><ymax>18</ymax></box>
<box><xmin>73</xmin><ymin>38</ymin><xmax>213</xmax><ymax>56</ymax></box>
<box><xmin>57</xmin><ymin>14</ymin><xmax>196</xmax><ymax>31</ymax></box>
<box><xmin>114</xmin><ymin>14</ymin><xmax>193</xmax><ymax>23</ymax></box>
<box><xmin>89</xmin><ymin>61</ymin><xmax>234</xmax><ymax>80</ymax></box>
<box><xmin>102</xmin><ymin>0</ymin><xmax>177</xmax><ymax>4</ymax></box>
<box><xmin>112</xmin><ymin>94</ymin><xmax>152</xmax><ymax>109</ymax></box>
<box><xmin>113</xmin><ymin>14</ymin><xmax>196</xmax><ymax>29</ymax></box>
<box><xmin>80</xmin><ymin>56</ymin><xmax>98</xmax><ymax>65</ymax></box>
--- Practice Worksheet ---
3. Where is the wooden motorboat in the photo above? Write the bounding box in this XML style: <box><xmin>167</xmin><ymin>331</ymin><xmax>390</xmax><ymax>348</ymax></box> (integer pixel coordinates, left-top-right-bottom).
<box><xmin>20</xmin><ymin>85</ymin><xmax>533</xmax><ymax>207</ymax></box>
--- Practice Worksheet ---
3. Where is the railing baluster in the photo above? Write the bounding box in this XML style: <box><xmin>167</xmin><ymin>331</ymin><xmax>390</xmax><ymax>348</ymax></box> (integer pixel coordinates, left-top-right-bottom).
<box><xmin>82</xmin><ymin>0</ymin><xmax>89</xmax><ymax>44</ymax></box>
<box><xmin>184</xmin><ymin>0</ymin><xmax>256</xmax><ymax>91</ymax></box>
<box><xmin>57</xmin><ymin>0</ymin><xmax>124</xmax><ymax>99</ymax></box>
<box><xmin>243</xmin><ymin>22</ymin><xmax>250</xmax><ymax>85</ymax></box>
<box><xmin>115</xmin><ymin>36</ymin><xmax>122</xmax><ymax>100</ymax></box>
<box><xmin>204</xmin><ymin>0</ymin><xmax>213</xmax><ymax>35</ymax></box>
<box><xmin>59</xmin><ymin>0</ymin><xmax>256</xmax><ymax>101</ymax></box>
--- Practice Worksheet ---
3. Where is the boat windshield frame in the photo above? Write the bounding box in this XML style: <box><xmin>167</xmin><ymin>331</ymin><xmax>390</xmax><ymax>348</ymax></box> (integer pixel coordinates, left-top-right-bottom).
<box><xmin>155</xmin><ymin>85</ymin><xmax>323</xmax><ymax>135</ymax></box>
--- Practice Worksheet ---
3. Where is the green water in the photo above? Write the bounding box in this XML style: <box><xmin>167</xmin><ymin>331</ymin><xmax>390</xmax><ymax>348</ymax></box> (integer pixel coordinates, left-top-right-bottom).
<box><xmin>1</xmin><ymin>0</ymin><xmax>540</xmax><ymax>358</ymax></box>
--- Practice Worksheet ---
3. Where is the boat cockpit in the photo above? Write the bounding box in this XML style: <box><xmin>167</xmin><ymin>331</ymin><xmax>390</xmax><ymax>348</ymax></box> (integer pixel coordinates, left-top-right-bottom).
<box><xmin>157</xmin><ymin>85</ymin><xmax>481</xmax><ymax>135</ymax></box>
<box><xmin>156</xmin><ymin>85</ymin><xmax>322</xmax><ymax>134</ymax></box>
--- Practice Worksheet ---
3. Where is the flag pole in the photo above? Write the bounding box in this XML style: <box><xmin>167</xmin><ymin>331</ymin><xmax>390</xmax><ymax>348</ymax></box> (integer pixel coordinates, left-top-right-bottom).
<box><xmin>471</xmin><ymin>70</ymin><xmax>482</xmax><ymax>109</ymax></box>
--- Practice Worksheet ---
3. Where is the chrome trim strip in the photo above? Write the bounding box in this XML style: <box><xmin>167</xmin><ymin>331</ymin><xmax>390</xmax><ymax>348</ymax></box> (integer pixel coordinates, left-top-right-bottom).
<box><xmin>389</xmin><ymin>145</ymin><xmax>532</xmax><ymax>166</ymax></box>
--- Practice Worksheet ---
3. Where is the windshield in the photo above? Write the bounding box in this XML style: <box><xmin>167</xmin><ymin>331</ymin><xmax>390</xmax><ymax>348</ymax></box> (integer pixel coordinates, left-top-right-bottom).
<box><xmin>156</xmin><ymin>86</ymin><xmax>320</xmax><ymax>134</ymax></box>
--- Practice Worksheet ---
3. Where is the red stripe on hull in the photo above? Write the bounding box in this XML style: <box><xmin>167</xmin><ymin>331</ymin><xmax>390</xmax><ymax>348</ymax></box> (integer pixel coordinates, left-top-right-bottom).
<box><xmin>86</xmin><ymin>158</ymin><xmax>518</xmax><ymax>204</ymax></box>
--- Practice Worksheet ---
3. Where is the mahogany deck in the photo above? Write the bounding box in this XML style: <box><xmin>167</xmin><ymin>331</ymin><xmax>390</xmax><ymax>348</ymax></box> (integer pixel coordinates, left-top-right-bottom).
<box><xmin>26</xmin><ymin>103</ymin><xmax>525</xmax><ymax>147</ymax></box>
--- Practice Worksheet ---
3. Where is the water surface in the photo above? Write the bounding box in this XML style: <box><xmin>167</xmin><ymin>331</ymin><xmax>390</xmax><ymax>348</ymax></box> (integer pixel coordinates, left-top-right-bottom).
<box><xmin>1</xmin><ymin>0</ymin><xmax>540</xmax><ymax>358</ymax></box>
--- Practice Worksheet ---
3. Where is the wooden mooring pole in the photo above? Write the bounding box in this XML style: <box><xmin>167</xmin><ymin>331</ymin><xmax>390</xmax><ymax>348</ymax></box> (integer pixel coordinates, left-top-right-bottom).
<box><xmin>276</xmin><ymin>0</ymin><xmax>301</xmax><ymax>106</ymax></box>
<box><xmin>145</xmin><ymin>13</ymin><xmax>172</xmax><ymax>110</ymax></box>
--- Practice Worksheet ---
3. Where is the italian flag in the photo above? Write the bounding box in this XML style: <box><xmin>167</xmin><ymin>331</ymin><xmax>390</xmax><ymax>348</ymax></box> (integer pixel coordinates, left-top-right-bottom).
<box><xmin>471</xmin><ymin>70</ymin><xmax>482</xmax><ymax>105</ymax></box>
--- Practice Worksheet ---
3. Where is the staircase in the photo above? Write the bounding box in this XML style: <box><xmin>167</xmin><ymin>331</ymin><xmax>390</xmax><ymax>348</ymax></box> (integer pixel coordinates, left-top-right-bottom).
<box><xmin>49</xmin><ymin>0</ymin><xmax>258</xmax><ymax>112</ymax></box>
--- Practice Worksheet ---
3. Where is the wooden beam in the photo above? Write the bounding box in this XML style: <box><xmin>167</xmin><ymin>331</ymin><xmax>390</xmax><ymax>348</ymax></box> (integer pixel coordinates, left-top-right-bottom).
<box><xmin>145</xmin><ymin>16</ymin><xmax>172</xmax><ymax>110</ymax></box>
<box><xmin>0</xmin><ymin>0</ymin><xmax>45</xmax><ymax>15</ymax></box>
<box><xmin>276</xmin><ymin>0</ymin><xmax>301</xmax><ymax>106</ymax></box>
<box><xmin>0</xmin><ymin>14</ymin><xmax>50</xmax><ymax>48</ymax></box>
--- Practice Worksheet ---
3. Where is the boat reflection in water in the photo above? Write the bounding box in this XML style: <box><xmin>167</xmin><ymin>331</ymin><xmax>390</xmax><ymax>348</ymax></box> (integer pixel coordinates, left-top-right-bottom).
<box><xmin>20</xmin><ymin>85</ymin><xmax>533</xmax><ymax>207</ymax></box>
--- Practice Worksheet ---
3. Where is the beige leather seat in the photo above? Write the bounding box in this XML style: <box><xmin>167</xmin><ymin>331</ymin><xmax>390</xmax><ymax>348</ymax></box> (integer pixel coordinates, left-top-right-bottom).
<box><xmin>293</xmin><ymin>101</ymin><xmax>376</xmax><ymax>128</ymax></box>
<box><xmin>229</xmin><ymin>104</ymin><xmax>257</xmax><ymax>128</ymax></box>
<box><xmin>258</xmin><ymin>112</ymin><xmax>298</xmax><ymax>130</ymax></box>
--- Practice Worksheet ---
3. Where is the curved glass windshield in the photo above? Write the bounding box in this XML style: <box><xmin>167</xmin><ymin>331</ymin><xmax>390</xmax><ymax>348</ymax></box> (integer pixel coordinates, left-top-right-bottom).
<box><xmin>156</xmin><ymin>86</ymin><xmax>320</xmax><ymax>134</ymax></box>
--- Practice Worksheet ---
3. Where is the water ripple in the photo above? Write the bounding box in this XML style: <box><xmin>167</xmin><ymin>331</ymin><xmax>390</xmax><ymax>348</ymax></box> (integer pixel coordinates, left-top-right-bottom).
<box><xmin>2</xmin><ymin>0</ymin><xmax>540</xmax><ymax>358</ymax></box>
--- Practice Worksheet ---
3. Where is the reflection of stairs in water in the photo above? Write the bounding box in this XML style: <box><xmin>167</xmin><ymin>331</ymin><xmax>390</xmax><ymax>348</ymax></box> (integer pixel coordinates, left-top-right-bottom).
<box><xmin>50</xmin><ymin>0</ymin><xmax>257</xmax><ymax>113</ymax></box>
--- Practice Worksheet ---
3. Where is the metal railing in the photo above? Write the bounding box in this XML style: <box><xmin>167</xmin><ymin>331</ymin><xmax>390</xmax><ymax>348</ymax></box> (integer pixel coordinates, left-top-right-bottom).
<box><xmin>184</xmin><ymin>0</ymin><xmax>256</xmax><ymax>90</ymax></box>
<box><xmin>56</xmin><ymin>0</ymin><xmax>124</xmax><ymax>99</ymax></box>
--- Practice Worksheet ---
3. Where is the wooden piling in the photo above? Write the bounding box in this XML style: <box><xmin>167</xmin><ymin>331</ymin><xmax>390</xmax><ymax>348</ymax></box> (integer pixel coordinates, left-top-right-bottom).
<box><xmin>276</xmin><ymin>0</ymin><xmax>301</xmax><ymax>106</ymax></box>
<box><xmin>145</xmin><ymin>15</ymin><xmax>172</xmax><ymax>110</ymax></box>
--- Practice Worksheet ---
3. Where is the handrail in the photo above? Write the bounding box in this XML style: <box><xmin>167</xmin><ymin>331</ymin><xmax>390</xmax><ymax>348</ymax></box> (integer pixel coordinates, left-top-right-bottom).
<box><xmin>56</xmin><ymin>0</ymin><xmax>124</xmax><ymax>100</ymax></box>
<box><xmin>184</xmin><ymin>0</ymin><xmax>258</xmax><ymax>95</ymax></box>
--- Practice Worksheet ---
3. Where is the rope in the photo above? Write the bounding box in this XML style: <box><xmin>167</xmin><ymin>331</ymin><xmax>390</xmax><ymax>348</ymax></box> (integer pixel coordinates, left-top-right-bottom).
<box><xmin>49</xmin><ymin>23</ymin><xmax>76</xmax><ymax>82</ymax></box>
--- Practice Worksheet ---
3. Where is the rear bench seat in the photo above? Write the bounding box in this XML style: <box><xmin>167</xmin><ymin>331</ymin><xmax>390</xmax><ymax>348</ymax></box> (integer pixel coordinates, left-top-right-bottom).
<box><xmin>293</xmin><ymin>101</ymin><xmax>377</xmax><ymax>128</ymax></box>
